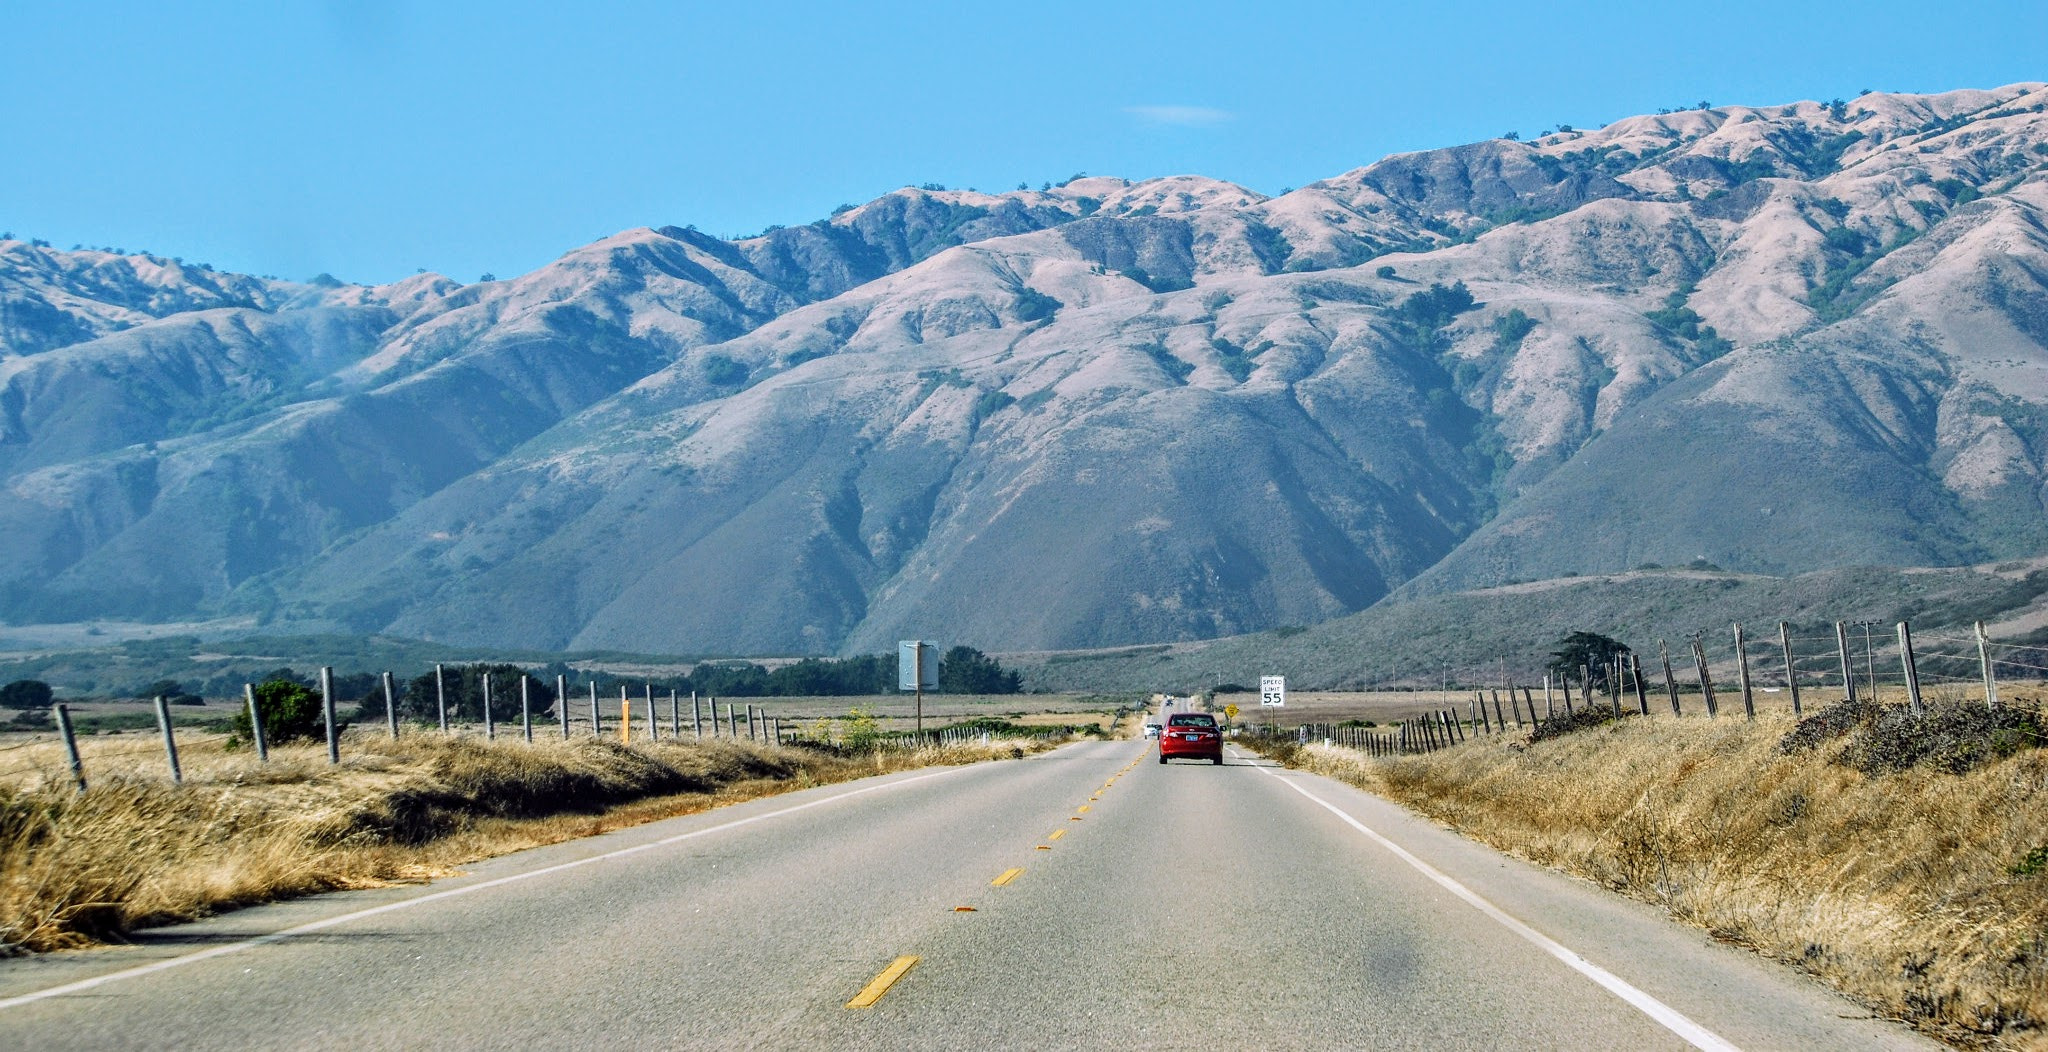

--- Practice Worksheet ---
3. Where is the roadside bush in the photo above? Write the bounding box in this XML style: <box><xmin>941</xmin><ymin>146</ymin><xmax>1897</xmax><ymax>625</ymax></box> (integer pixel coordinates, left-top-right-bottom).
<box><xmin>231</xmin><ymin>679</ymin><xmax>328</xmax><ymax>744</ymax></box>
<box><xmin>839</xmin><ymin>706</ymin><xmax>881</xmax><ymax>750</ymax></box>
<box><xmin>1779</xmin><ymin>698</ymin><xmax>2044</xmax><ymax>774</ymax></box>
<box><xmin>1528</xmin><ymin>706</ymin><xmax>1624</xmax><ymax>743</ymax></box>
<box><xmin>1838</xmin><ymin>702</ymin><xmax>2044</xmax><ymax>775</ymax></box>
<box><xmin>1776</xmin><ymin>698</ymin><xmax>1877</xmax><ymax>754</ymax></box>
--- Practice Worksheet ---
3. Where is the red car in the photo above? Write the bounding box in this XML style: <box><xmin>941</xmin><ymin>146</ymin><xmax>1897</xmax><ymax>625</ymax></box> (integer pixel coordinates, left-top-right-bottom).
<box><xmin>1158</xmin><ymin>713</ymin><xmax>1222</xmax><ymax>765</ymax></box>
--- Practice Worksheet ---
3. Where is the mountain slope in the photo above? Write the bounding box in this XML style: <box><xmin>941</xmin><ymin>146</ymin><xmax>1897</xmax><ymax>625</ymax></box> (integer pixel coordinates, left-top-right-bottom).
<box><xmin>4</xmin><ymin>84</ymin><xmax>2047</xmax><ymax>654</ymax></box>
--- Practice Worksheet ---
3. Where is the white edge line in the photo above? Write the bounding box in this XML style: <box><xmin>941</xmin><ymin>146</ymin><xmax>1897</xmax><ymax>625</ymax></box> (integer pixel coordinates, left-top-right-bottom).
<box><xmin>1244</xmin><ymin>751</ymin><xmax>1741</xmax><ymax>1052</ymax></box>
<box><xmin>0</xmin><ymin>763</ymin><xmax>981</xmax><ymax>1011</ymax></box>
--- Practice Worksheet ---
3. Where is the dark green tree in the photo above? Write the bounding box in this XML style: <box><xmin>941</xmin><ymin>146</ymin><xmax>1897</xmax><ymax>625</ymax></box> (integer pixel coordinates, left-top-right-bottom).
<box><xmin>233</xmin><ymin>678</ymin><xmax>327</xmax><ymax>744</ymax></box>
<box><xmin>0</xmin><ymin>680</ymin><xmax>53</xmax><ymax>709</ymax></box>
<box><xmin>139</xmin><ymin>678</ymin><xmax>205</xmax><ymax>706</ymax></box>
<box><xmin>1546</xmin><ymin>632</ymin><xmax>1633</xmax><ymax>691</ymax></box>
<box><xmin>937</xmin><ymin>646</ymin><xmax>1021</xmax><ymax>694</ymax></box>
<box><xmin>401</xmin><ymin>664</ymin><xmax>554</xmax><ymax>723</ymax></box>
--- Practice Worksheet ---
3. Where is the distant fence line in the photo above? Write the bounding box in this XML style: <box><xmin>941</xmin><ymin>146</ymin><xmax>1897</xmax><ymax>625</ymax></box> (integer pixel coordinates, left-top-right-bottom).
<box><xmin>1244</xmin><ymin>619</ymin><xmax>2044</xmax><ymax>758</ymax></box>
<box><xmin>16</xmin><ymin>665</ymin><xmax>1076</xmax><ymax>792</ymax></box>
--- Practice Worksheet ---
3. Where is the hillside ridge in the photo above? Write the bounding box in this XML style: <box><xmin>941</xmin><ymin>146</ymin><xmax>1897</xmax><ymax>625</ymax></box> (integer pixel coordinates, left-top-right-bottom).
<box><xmin>2</xmin><ymin>83</ymin><xmax>2045</xmax><ymax>654</ymax></box>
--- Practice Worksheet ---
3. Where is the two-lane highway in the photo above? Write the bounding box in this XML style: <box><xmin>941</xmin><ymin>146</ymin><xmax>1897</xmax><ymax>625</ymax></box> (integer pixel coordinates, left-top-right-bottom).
<box><xmin>0</xmin><ymin>739</ymin><xmax>1933</xmax><ymax>1049</ymax></box>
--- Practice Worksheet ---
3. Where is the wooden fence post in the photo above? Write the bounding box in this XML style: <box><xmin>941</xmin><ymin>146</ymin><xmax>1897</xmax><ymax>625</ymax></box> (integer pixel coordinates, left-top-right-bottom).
<box><xmin>645</xmin><ymin>685</ymin><xmax>657</xmax><ymax>741</ymax></box>
<box><xmin>1690</xmin><ymin>636</ymin><xmax>1718</xmax><ymax>717</ymax></box>
<box><xmin>483</xmin><ymin>673</ymin><xmax>496</xmax><ymax>741</ymax></box>
<box><xmin>1543</xmin><ymin>675</ymin><xmax>1555</xmax><ymax>719</ymax></box>
<box><xmin>382</xmin><ymin>671</ymin><xmax>400</xmax><ymax>737</ymax></box>
<box><xmin>1898</xmin><ymin>621</ymin><xmax>1924</xmax><ymax>715</ymax></box>
<box><xmin>1835</xmin><ymin>621</ymin><xmax>1858</xmax><ymax>703</ymax></box>
<box><xmin>620</xmin><ymin>686</ymin><xmax>630</xmax><ymax>744</ymax></box>
<box><xmin>559</xmin><ymin>675</ymin><xmax>571</xmax><ymax>739</ymax></box>
<box><xmin>1659</xmin><ymin>640</ymin><xmax>1681</xmax><ymax>716</ymax></box>
<box><xmin>671</xmin><ymin>690</ymin><xmax>681</xmax><ymax>738</ymax></box>
<box><xmin>1733</xmin><ymin>624</ymin><xmax>1755</xmax><ymax>720</ymax></box>
<box><xmin>729</xmin><ymin>703</ymin><xmax>740</xmax><ymax>740</ymax></box>
<box><xmin>1492</xmin><ymin>691</ymin><xmax>1508</xmax><ymax>733</ymax></box>
<box><xmin>520</xmin><ymin>675</ymin><xmax>533</xmax><ymax>743</ymax></box>
<box><xmin>154</xmin><ymin>695</ymin><xmax>182</xmax><ymax>784</ymax></box>
<box><xmin>693</xmin><ymin>691</ymin><xmax>703</xmax><ymax>740</ymax></box>
<box><xmin>590</xmin><ymin>681</ymin><xmax>601</xmax><ymax>736</ymax></box>
<box><xmin>1779</xmin><ymin>622</ymin><xmax>1802</xmax><ymax>716</ymax></box>
<box><xmin>1581</xmin><ymin>664</ymin><xmax>1594</xmax><ymax>714</ymax></box>
<box><xmin>1630</xmin><ymin>653</ymin><xmax>1649</xmax><ymax>716</ymax></box>
<box><xmin>435</xmin><ymin>664</ymin><xmax>449</xmax><ymax>734</ymax></box>
<box><xmin>53</xmin><ymin>703</ymin><xmax>85</xmax><ymax>791</ymax></box>
<box><xmin>1976</xmin><ymin>621</ymin><xmax>2000</xmax><ymax>708</ymax></box>
<box><xmin>320</xmin><ymin>666</ymin><xmax>339</xmax><ymax>764</ymax></box>
<box><xmin>245</xmin><ymin>683</ymin><xmax>268</xmax><ymax>762</ymax></box>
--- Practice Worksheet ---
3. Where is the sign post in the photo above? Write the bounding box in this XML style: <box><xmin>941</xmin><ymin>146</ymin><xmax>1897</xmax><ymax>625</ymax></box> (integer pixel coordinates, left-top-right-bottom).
<box><xmin>1260</xmin><ymin>675</ymin><xmax>1287</xmax><ymax>708</ymax></box>
<box><xmin>899</xmin><ymin>641</ymin><xmax>938</xmax><ymax>742</ymax></box>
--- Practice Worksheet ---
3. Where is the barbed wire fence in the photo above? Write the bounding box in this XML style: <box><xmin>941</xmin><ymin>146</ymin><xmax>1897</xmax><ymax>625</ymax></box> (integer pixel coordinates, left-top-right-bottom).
<box><xmin>1257</xmin><ymin>619</ymin><xmax>2043</xmax><ymax>758</ymax></box>
<box><xmin>3</xmin><ymin>664</ymin><xmax>1078</xmax><ymax>794</ymax></box>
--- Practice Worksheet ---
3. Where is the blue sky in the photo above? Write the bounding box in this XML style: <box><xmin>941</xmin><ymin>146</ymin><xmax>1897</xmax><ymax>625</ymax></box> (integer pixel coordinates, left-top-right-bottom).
<box><xmin>3</xmin><ymin>1</ymin><xmax>2042</xmax><ymax>285</ymax></box>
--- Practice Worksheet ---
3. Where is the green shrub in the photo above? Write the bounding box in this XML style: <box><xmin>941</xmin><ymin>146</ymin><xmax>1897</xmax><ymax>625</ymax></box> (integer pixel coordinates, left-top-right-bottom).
<box><xmin>232</xmin><ymin>679</ymin><xmax>328</xmax><ymax>744</ymax></box>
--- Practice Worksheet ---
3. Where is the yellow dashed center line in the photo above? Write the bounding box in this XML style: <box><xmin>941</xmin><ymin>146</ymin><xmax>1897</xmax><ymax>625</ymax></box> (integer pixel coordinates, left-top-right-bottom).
<box><xmin>1048</xmin><ymin>828</ymin><xmax>1067</xmax><ymax>841</ymax></box>
<box><xmin>992</xmin><ymin>867</ymin><xmax>1024</xmax><ymax>887</ymax></box>
<box><xmin>1077</xmin><ymin>804</ymin><xmax>1090</xmax><ymax>813</ymax></box>
<box><xmin>846</xmin><ymin>956</ymin><xmax>919</xmax><ymax>1008</ymax></box>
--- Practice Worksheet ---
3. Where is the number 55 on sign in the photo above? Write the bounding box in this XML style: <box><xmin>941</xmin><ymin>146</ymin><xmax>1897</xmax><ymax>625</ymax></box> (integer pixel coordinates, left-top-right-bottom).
<box><xmin>1260</xmin><ymin>675</ymin><xmax>1286</xmax><ymax>707</ymax></box>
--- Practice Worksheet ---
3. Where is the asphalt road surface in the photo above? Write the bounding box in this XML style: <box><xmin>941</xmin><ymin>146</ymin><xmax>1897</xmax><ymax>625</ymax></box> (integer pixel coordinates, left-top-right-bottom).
<box><xmin>0</xmin><ymin>740</ymin><xmax>1936</xmax><ymax>1050</ymax></box>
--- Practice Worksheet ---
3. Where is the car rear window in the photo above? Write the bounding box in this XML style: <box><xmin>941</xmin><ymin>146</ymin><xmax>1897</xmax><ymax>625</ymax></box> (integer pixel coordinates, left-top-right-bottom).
<box><xmin>1167</xmin><ymin>714</ymin><xmax>1216</xmax><ymax>727</ymax></box>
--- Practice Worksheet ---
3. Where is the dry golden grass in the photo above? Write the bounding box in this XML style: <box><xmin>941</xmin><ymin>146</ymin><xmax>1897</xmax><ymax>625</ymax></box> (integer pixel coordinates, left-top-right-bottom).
<box><xmin>0</xmin><ymin>729</ymin><xmax>1047</xmax><ymax>955</ymax></box>
<box><xmin>1268</xmin><ymin>716</ymin><xmax>2048</xmax><ymax>1049</ymax></box>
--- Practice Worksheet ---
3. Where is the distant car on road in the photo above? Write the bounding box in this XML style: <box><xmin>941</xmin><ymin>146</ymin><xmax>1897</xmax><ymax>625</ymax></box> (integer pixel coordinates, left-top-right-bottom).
<box><xmin>1142</xmin><ymin>722</ymin><xmax>1162</xmax><ymax>740</ymax></box>
<box><xmin>1158</xmin><ymin>713</ymin><xmax>1221</xmax><ymax>765</ymax></box>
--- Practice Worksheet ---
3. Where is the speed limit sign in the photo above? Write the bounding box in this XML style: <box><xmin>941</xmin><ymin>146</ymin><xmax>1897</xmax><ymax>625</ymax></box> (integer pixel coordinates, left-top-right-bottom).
<box><xmin>1260</xmin><ymin>675</ymin><xmax>1286</xmax><ymax>707</ymax></box>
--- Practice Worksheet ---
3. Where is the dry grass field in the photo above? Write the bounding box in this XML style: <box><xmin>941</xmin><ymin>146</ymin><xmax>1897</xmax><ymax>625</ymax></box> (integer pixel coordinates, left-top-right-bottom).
<box><xmin>0</xmin><ymin>727</ymin><xmax>1063</xmax><ymax>956</ymax></box>
<box><xmin>1253</xmin><ymin>713</ymin><xmax>2048</xmax><ymax>1049</ymax></box>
